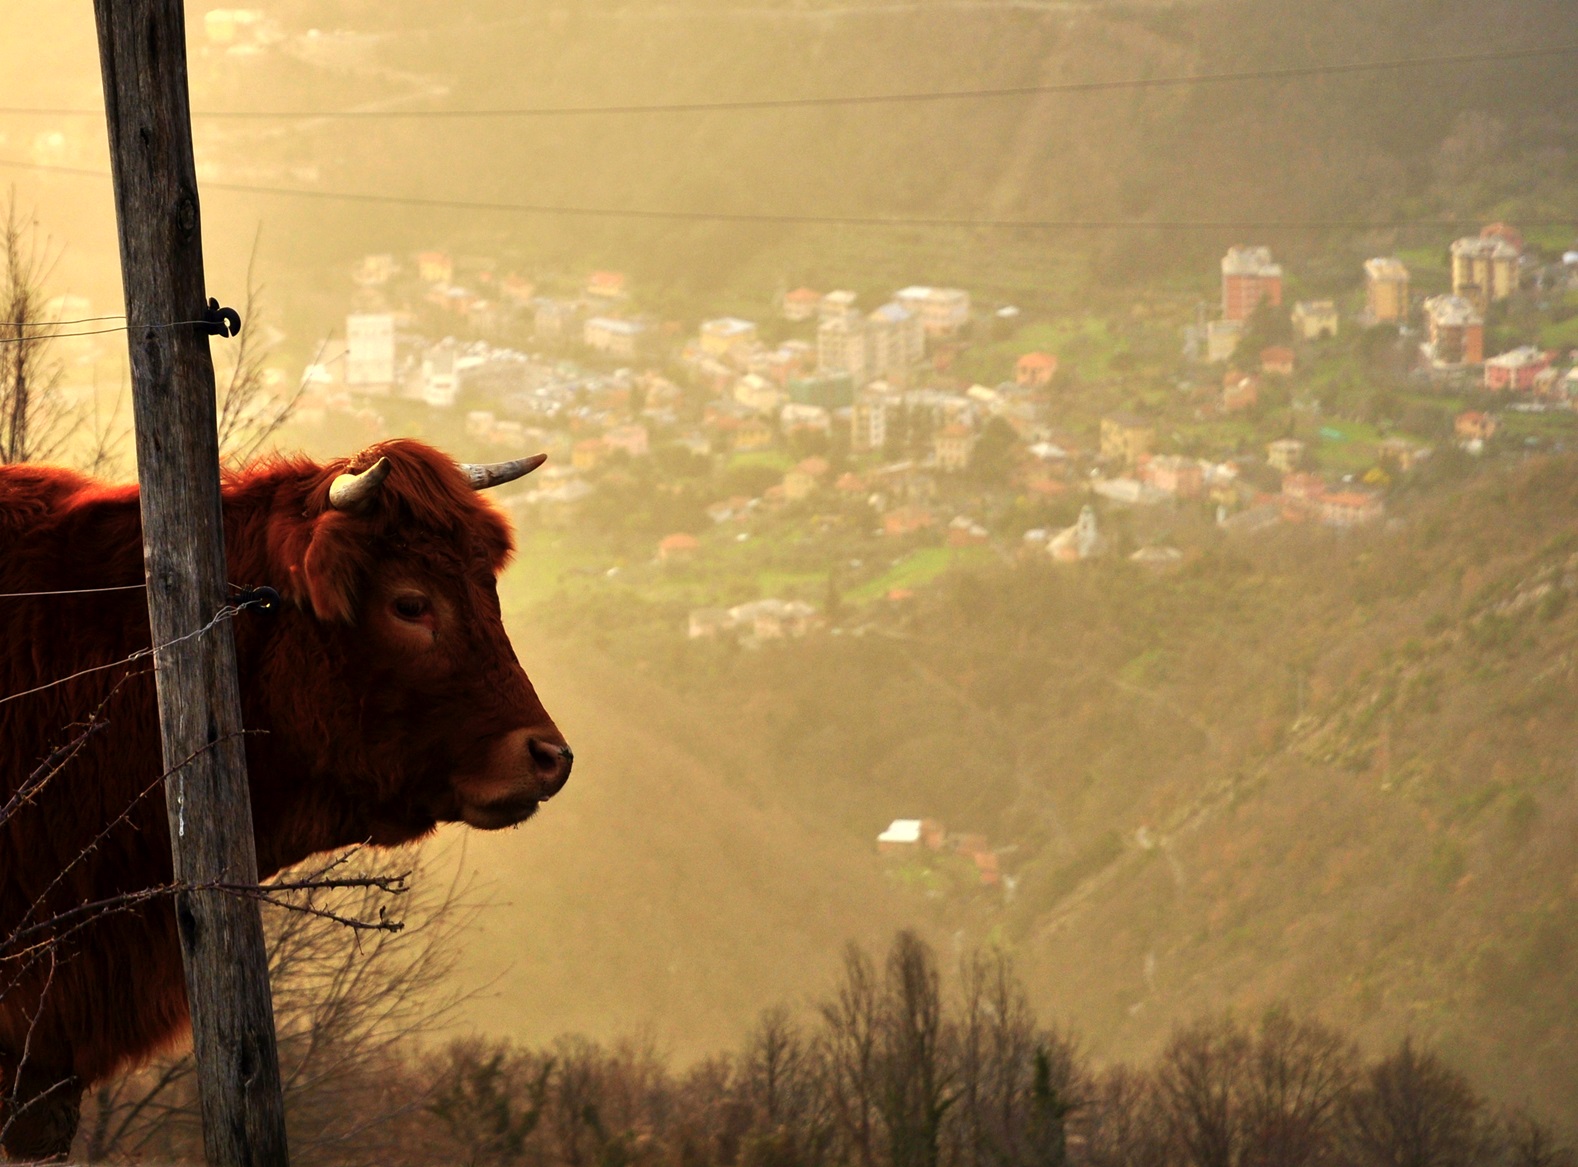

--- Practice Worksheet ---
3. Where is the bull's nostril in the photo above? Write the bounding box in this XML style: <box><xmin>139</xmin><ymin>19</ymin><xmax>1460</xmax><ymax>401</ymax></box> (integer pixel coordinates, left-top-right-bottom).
<box><xmin>526</xmin><ymin>737</ymin><xmax>574</xmax><ymax>798</ymax></box>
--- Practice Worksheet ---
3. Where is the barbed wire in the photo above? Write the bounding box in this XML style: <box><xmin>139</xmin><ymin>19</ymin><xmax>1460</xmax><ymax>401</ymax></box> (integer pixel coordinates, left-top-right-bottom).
<box><xmin>0</xmin><ymin>595</ymin><xmax>270</xmax><ymax>709</ymax></box>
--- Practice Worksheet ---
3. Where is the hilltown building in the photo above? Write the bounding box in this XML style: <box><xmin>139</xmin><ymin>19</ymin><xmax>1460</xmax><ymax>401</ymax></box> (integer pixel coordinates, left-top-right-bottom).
<box><xmin>1364</xmin><ymin>257</ymin><xmax>1410</xmax><ymax>322</ymax></box>
<box><xmin>1451</xmin><ymin>229</ymin><xmax>1520</xmax><ymax>309</ymax></box>
<box><xmin>1221</xmin><ymin>246</ymin><xmax>1283</xmax><ymax>322</ymax></box>
<box><xmin>1421</xmin><ymin>295</ymin><xmax>1485</xmax><ymax>367</ymax></box>
<box><xmin>1484</xmin><ymin>346</ymin><xmax>1550</xmax><ymax>393</ymax></box>
<box><xmin>894</xmin><ymin>286</ymin><xmax>971</xmax><ymax>336</ymax></box>
<box><xmin>1291</xmin><ymin>300</ymin><xmax>1339</xmax><ymax>340</ymax></box>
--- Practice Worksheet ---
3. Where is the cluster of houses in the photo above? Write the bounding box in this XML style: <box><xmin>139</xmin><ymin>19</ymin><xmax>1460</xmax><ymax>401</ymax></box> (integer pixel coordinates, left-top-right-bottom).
<box><xmin>284</xmin><ymin>227</ymin><xmax>1578</xmax><ymax>633</ymax></box>
<box><xmin>686</xmin><ymin>599</ymin><xmax>821</xmax><ymax>645</ymax></box>
<box><xmin>875</xmin><ymin>818</ymin><xmax>1003</xmax><ymax>888</ymax></box>
<box><xmin>1191</xmin><ymin>230</ymin><xmax>1578</xmax><ymax>407</ymax></box>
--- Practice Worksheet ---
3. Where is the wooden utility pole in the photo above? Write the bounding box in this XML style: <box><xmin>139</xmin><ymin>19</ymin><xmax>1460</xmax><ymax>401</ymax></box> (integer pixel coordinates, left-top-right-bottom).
<box><xmin>92</xmin><ymin>4</ymin><xmax>290</xmax><ymax>1166</ymax></box>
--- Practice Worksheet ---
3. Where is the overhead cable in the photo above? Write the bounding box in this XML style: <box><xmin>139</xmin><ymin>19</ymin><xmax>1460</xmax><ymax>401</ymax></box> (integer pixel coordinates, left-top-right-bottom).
<box><xmin>3</xmin><ymin>159</ymin><xmax>1573</xmax><ymax>232</ymax></box>
<box><xmin>0</xmin><ymin>43</ymin><xmax>1574</xmax><ymax>120</ymax></box>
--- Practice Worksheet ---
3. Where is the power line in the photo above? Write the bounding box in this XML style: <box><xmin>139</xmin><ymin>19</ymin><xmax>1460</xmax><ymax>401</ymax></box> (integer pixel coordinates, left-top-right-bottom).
<box><xmin>0</xmin><ymin>314</ymin><xmax>126</xmax><ymax>328</ymax></box>
<box><xmin>0</xmin><ymin>584</ymin><xmax>145</xmax><ymax>599</ymax></box>
<box><xmin>2</xmin><ymin>43</ymin><xmax>1575</xmax><ymax>120</ymax></box>
<box><xmin>3</xmin><ymin>158</ymin><xmax>1573</xmax><ymax>233</ymax></box>
<box><xmin>0</xmin><ymin>319</ymin><xmax>212</xmax><ymax>343</ymax></box>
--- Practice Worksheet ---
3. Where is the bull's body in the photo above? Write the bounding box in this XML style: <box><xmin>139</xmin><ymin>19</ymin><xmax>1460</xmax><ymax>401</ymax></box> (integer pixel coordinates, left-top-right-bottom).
<box><xmin>0</xmin><ymin>441</ymin><xmax>568</xmax><ymax>1159</ymax></box>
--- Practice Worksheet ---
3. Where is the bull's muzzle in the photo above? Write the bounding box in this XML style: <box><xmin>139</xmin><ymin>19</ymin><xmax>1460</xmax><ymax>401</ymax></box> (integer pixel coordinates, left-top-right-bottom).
<box><xmin>455</xmin><ymin>728</ymin><xmax>574</xmax><ymax>830</ymax></box>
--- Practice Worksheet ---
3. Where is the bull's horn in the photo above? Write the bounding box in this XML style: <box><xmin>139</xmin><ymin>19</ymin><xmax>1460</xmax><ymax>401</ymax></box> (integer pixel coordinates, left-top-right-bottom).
<box><xmin>459</xmin><ymin>453</ymin><xmax>548</xmax><ymax>491</ymax></box>
<box><xmin>327</xmin><ymin>456</ymin><xmax>392</xmax><ymax>510</ymax></box>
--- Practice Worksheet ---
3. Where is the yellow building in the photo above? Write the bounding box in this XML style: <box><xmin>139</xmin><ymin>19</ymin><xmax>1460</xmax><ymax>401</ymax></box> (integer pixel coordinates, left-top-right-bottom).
<box><xmin>1364</xmin><ymin>258</ymin><xmax>1409</xmax><ymax>322</ymax></box>
<box><xmin>1100</xmin><ymin>413</ymin><xmax>1155</xmax><ymax>467</ymax></box>
<box><xmin>1291</xmin><ymin>300</ymin><xmax>1339</xmax><ymax>340</ymax></box>
<box><xmin>1450</xmin><ymin>235</ymin><xmax>1519</xmax><ymax>308</ymax></box>
<box><xmin>699</xmin><ymin>317</ymin><xmax>758</xmax><ymax>357</ymax></box>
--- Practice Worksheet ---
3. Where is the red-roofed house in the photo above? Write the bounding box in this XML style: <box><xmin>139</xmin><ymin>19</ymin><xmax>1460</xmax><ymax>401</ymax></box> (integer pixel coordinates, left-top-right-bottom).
<box><xmin>658</xmin><ymin>532</ymin><xmax>700</xmax><ymax>560</ymax></box>
<box><xmin>1484</xmin><ymin>346</ymin><xmax>1550</xmax><ymax>393</ymax></box>
<box><xmin>587</xmin><ymin>270</ymin><xmax>627</xmax><ymax>299</ymax></box>
<box><xmin>781</xmin><ymin>287</ymin><xmax>821</xmax><ymax>322</ymax></box>
<box><xmin>1318</xmin><ymin>491</ymin><xmax>1384</xmax><ymax>528</ymax></box>
<box><xmin>884</xmin><ymin>506</ymin><xmax>935</xmax><ymax>536</ymax></box>
<box><xmin>1222</xmin><ymin>373</ymin><xmax>1260</xmax><ymax>412</ymax></box>
<box><xmin>1260</xmin><ymin>346</ymin><xmax>1295</xmax><ymax>376</ymax></box>
<box><xmin>1015</xmin><ymin>352</ymin><xmax>1058</xmax><ymax>387</ymax></box>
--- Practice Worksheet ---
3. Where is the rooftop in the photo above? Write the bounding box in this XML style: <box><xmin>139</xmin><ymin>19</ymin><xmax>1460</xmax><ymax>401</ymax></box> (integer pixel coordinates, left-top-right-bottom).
<box><xmin>1422</xmin><ymin>294</ymin><xmax>1484</xmax><ymax>327</ymax></box>
<box><xmin>878</xmin><ymin>819</ymin><xmax>923</xmax><ymax>845</ymax></box>
<box><xmin>1222</xmin><ymin>245</ymin><xmax>1282</xmax><ymax>279</ymax></box>
<box><xmin>1365</xmin><ymin>257</ymin><xmax>1409</xmax><ymax>280</ymax></box>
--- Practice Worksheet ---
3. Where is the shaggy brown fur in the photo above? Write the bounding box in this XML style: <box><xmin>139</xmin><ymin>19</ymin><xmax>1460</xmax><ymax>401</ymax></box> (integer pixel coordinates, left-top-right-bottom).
<box><xmin>0</xmin><ymin>440</ymin><xmax>568</xmax><ymax>1159</ymax></box>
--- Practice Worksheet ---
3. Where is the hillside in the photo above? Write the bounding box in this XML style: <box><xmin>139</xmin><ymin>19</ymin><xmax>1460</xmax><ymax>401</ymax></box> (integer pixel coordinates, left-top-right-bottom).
<box><xmin>5</xmin><ymin>0</ymin><xmax>1576</xmax><ymax>343</ymax></box>
<box><xmin>426</xmin><ymin>630</ymin><xmax>939</xmax><ymax>1061</ymax></box>
<box><xmin>488</xmin><ymin>454</ymin><xmax>1578</xmax><ymax>1126</ymax></box>
<box><xmin>235</xmin><ymin>0</ymin><xmax>1578</xmax><ymax>320</ymax></box>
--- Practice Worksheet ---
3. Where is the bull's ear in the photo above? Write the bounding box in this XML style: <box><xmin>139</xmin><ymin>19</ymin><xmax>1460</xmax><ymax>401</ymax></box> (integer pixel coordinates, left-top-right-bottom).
<box><xmin>297</xmin><ymin>511</ymin><xmax>370</xmax><ymax>623</ymax></box>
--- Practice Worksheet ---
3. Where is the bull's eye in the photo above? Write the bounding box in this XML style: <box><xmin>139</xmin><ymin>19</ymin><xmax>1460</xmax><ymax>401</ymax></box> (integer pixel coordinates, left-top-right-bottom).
<box><xmin>392</xmin><ymin>594</ymin><xmax>430</xmax><ymax>622</ymax></box>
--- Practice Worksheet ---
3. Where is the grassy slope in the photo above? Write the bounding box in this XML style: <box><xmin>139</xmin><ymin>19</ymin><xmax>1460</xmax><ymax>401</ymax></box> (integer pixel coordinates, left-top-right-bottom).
<box><xmin>428</xmin><ymin>624</ymin><xmax>939</xmax><ymax>1061</ymax></box>
<box><xmin>506</xmin><ymin>456</ymin><xmax>1578</xmax><ymax>1125</ymax></box>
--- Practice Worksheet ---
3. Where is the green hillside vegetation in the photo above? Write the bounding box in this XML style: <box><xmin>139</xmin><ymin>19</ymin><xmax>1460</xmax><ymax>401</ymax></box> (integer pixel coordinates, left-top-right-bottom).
<box><xmin>489</xmin><ymin>454</ymin><xmax>1578</xmax><ymax>1126</ymax></box>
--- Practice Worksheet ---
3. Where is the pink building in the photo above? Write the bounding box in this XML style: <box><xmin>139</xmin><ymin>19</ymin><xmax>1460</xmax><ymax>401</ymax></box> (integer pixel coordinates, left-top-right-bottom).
<box><xmin>1222</xmin><ymin>246</ymin><xmax>1284</xmax><ymax>322</ymax></box>
<box><xmin>1317</xmin><ymin>491</ymin><xmax>1384</xmax><ymax>528</ymax></box>
<box><xmin>1483</xmin><ymin>346</ymin><xmax>1550</xmax><ymax>393</ymax></box>
<box><xmin>1139</xmin><ymin>455</ymin><xmax>1204</xmax><ymax>499</ymax></box>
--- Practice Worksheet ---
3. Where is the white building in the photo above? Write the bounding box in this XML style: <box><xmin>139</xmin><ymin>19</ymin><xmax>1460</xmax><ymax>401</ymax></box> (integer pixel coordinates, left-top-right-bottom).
<box><xmin>851</xmin><ymin>395</ymin><xmax>889</xmax><ymax>454</ymax></box>
<box><xmin>866</xmin><ymin>302</ymin><xmax>925</xmax><ymax>379</ymax></box>
<box><xmin>895</xmin><ymin>286</ymin><xmax>971</xmax><ymax>336</ymax></box>
<box><xmin>734</xmin><ymin>373</ymin><xmax>785</xmax><ymax>415</ymax></box>
<box><xmin>1205</xmin><ymin>319</ymin><xmax>1243</xmax><ymax>363</ymax></box>
<box><xmin>817</xmin><ymin>312</ymin><xmax>867</xmax><ymax>384</ymax></box>
<box><xmin>819</xmin><ymin>290</ymin><xmax>858</xmax><ymax>322</ymax></box>
<box><xmin>345</xmin><ymin>313</ymin><xmax>395</xmax><ymax>390</ymax></box>
<box><xmin>420</xmin><ymin>341</ymin><xmax>459</xmax><ymax>408</ymax></box>
<box><xmin>583</xmin><ymin>317</ymin><xmax>647</xmax><ymax>358</ymax></box>
<box><xmin>1048</xmin><ymin>505</ymin><xmax>1107</xmax><ymax>562</ymax></box>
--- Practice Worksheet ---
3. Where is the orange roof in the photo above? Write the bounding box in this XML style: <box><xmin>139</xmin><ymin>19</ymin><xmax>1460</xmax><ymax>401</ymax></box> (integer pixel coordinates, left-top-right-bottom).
<box><xmin>1016</xmin><ymin>351</ymin><xmax>1057</xmax><ymax>369</ymax></box>
<box><xmin>785</xmin><ymin>287</ymin><xmax>821</xmax><ymax>302</ymax></box>
<box><xmin>659</xmin><ymin>533</ymin><xmax>699</xmax><ymax>551</ymax></box>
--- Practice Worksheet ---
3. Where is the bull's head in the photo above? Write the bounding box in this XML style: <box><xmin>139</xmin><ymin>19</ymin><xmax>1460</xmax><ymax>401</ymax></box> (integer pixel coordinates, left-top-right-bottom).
<box><xmin>257</xmin><ymin>440</ymin><xmax>571</xmax><ymax>847</ymax></box>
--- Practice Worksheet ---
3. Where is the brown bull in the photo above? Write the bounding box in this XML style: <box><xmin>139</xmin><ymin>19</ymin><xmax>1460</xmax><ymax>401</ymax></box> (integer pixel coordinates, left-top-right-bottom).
<box><xmin>0</xmin><ymin>439</ymin><xmax>571</xmax><ymax>1159</ymax></box>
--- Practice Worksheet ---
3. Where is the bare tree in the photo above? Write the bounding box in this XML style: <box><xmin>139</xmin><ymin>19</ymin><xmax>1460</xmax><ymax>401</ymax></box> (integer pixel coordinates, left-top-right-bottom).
<box><xmin>738</xmin><ymin>1006</ymin><xmax>835</xmax><ymax>1167</ymax></box>
<box><xmin>821</xmin><ymin>944</ymin><xmax>884</xmax><ymax>1167</ymax></box>
<box><xmin>1341</xmin><ymin>1038</ymin><xmax>1487</xmax><ymax>1167</ymax></box>
<box><xmin>879</xmin><ymin>931</ymin><xmax>954</xmax><ymax>1167</ymax></box>
<box><xmin>1239</xmin><ymin>1009</ymin><xmax>1355</xmax><ymax>1167</ymax></box>
<box><xmin>1495</xmin><ymin>1109</ymin><xmax>1578</xmax><ymax>1167</ymax></box>
<box><xmin>77</xmin><ymin>846</ymin><xmax>480</xmax><ymax>1167</ymax></box>
<box><xmin>214</xmin><ymin>230</ymin><xmax>306</xmax><ymax>465</ymax></box>
<box><xmin>1156</xmin><ymin>1015</ymin><xmax>1252</xmax><ymax>1167</ymax></box>
<box><xmin>955</xmin><ymin>948</ymin><xmax>1071</xmax><ymax>1167</ymax></box>
<box><xmin>1082</xmin><ymin>1066</ymin><xmax>1168</xmax><ymax>1167</ymax></box>
<box><xmin>0</xmin><ymin>191</ymin><xmax>69</xmax><ymax>466</ymax></box>
<box><xmin>426</xmin><ymin>1039</ymin><xmax>553</xmax><ymax>1167</ymax></box>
